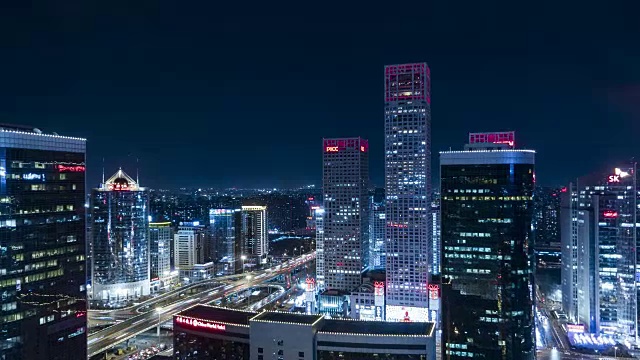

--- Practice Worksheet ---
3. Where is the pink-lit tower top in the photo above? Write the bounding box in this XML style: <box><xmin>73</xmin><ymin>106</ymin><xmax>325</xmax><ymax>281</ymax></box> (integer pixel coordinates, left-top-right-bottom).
<box><xmin>385</xmin><ymin>63</ymin><xmax>431</xmax><ymax>104</ymax></box>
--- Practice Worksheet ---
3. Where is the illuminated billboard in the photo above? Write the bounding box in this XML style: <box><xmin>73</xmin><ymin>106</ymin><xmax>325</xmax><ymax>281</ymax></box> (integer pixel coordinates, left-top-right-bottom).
<box><xmin>385</xmin><ymin>305</ymin><xmax>429</xmax><ymax>322</ymax></box>
<box><xmin>468</xmin><ymin>131</ymin><xmax>515</xmax><ymax>148</ymax></box>
<box><xmin>175</xmin><ymin>316</ymin><xmax>226</xmax><ymax>331</ymax></box>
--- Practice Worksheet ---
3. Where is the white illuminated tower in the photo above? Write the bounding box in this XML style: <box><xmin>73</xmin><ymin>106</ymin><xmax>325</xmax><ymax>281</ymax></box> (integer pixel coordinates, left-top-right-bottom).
<box><xmin>322</xmin><ymin>138</ymin><xmax>369</xmax><ymax>292</ymax></box>
<box><xmin>384</xmin><ymin>63</ymin><xmax>432</xmax><ymax>321</ymax></box>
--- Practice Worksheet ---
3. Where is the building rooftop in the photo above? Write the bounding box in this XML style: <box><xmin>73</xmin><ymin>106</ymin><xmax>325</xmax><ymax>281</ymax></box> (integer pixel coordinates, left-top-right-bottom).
<box><xmin>320</xmin><ymin>319</ymin><xmax>434</xmax><ymax>337</ymax></box>
<box><xmin>177</xmin><ymin>305</ymin><xmax>255</xmax><ymax>326</ymax></box>
<box><xmin>251</xmin><ymin>311</ymin><xmax>323</xmax><ymax>325</ymax></box>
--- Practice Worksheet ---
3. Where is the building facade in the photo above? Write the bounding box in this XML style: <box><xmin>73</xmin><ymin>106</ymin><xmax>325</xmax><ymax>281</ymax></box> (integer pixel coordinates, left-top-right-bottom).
<box><xmin>431</xmin><ymin>191</ymin><xmax>441</xmax><ymax>275</ymax></box>
<box><xmin>149</xmin><ymin>221</ymin><xmax>172</xmax><ymax>281</ymax></box>
<box><xmin>174</xmin><ymin>223</ymin><xmax>206</xmax><ymax>270</ymax></box>
<box><xmin>369</xmin><ymin>189</ymin><xmax>386</xmax><ymax>270</ymax></box>
<box><xmin>315</xmin><ymin>207</ymin><xmax>326</xmax><ymax>290</ymax></box>
<box><xmin>241</xmin><ymin>206</ymin><xmax>268</xmax><ymax>261</ymax></box>
<box><xmin>322</xmin><ymin>138</ymin><xmax>369</xmax><ymax>292</ymax></box>
<box><xmin>173</xmin><ymin>305</ymin><xmax>436</xmax><ymax>360</ymax></box>
<box><xmin>91</xmin><ymin>169</ymin><xmax>150</xmax><ymax>302</ymax></box>
<box><xmin>209</xmin><ymin>208</ymin><xmax>242</xmax><ymax>275</ymax></box>
<box><xmin>561</xmin><ymin>165</ymin><xmax>638</xmax><ymax>338</ymax></box>
<box><xmin>440</xmin><ymin>138</ymin><xmax>536</xmax><ymax>359</ymax></box>
<box><xmin>0</xmin><ymin>125</ymin><xmax>87</xmax><ymax>360</ymax></box>
<box><xmin>384</xmin><ymin>63</ymin><xmax>432</xmax><ymax>319</ymax></box>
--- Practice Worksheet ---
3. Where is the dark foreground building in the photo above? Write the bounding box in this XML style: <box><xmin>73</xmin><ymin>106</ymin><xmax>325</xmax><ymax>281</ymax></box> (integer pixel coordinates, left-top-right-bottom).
<box><xmin>0</xmin><ymin>125</ymin><xmax>87</xmax><ymax>360</ymax></box>
<box><xmin>174</xmin><ymin>305</ymin><xmax>436</xmax><ymax>360</ymax></box>
<box><xmin>440</xmin><ymin>133</ymin><xmax>536</xmax><ymax>359</ymax></box>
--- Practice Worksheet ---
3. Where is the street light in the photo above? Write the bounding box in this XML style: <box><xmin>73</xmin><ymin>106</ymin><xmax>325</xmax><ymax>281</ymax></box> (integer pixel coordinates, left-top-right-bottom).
<box><xmin>241</xmin><ymin>255</ymin><xmax>247</xmax><ymax>274</ymax></box>
<box><xmin>614</xmin><ymin>346</ymin><xmax>618</xmax><ymax>358</ymax></box>
<box><xmin>155</xmin><ymin>307</ymin><xmax>163</xmax><ymax>338</ymax></box>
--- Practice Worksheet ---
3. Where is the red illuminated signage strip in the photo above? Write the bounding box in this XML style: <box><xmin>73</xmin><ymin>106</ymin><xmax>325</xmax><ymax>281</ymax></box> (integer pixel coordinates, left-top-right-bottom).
<box><xmin>175</xmin><ymin>316</ymin><xmax>226</xmax><ymax>331</ymax></box>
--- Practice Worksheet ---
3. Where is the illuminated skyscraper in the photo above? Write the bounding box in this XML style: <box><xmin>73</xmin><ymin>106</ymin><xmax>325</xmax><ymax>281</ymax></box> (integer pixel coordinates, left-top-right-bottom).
<box><xmin>0</xmin><ymin>125</ymin><xmax>87</xmax><ymax>360</ymax></box>
<box><xmin>149</xmin><ymin>221</ymin><xmax>172</xmax><ymax>282</ymax></box>
<box><xmin>91</xmin><ymin>169</ymin><xmax>150</xmax><ymax>302</ymax></box>
<box><xmin>174</xmin><ymin>222</ymin><xmax>206</xmax><ymax>270</ymax></box>
<box><xmin>369</xmin><ymin>189</ymin><xmax>386</xmax><ymax>269</ymax></box>
<box><xmin>241</xmin><ymin>206</ymin><xmax>268</xmax><ymax>261</ymax></box>
<box><xmin>322</xmin><ymin>138</ymin><xmax>369</xmax><ymax>292</ymax></box>
<box><xmin>440</xmin><ymin>134</ymin><xmax>535</xmax><ymax>359</ymax></box>
<box><xmin>384</xmin><ymin>63</ymin><xmax>432</xmax><ymax>321</ymax></box>
<box><xmin>210</xmin><ymin>208</ymin><xmax>242</xmax><ymax>274</ymax></box>
<box><xmin>561</xmin><ymin>164</ymin><xmax>638</xmax><ymax>338</ymax></box>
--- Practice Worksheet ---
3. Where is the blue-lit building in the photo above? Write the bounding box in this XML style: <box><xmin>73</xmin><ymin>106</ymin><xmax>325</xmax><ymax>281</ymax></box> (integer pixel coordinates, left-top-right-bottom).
<box><xmin>368</xmin><ymin>190</ymin><xmax>386</xmax><ymax>269</ymax></box>
<box><xmin>0</xmin><ymin>125</ymin><xmax>87</xmax><ymax>360</ymax></box>
<box><xmin>90</xmin><ymin>169</ymin><xmax>150</xmax><ymax>302</ymax></box>
<box><xmin>440</xmin><ymin>134</ymin><xmax>536</xmax><ymax>359</ymax></box>
<box><xmin>209</xmin><ymin>209</ymin><xmax>241</xmax><ymax>275</ymax></box>
<box><xmin>561</xmin><ymin>164</ymin><xmax>639</xmax><ymax>338</ymax></box>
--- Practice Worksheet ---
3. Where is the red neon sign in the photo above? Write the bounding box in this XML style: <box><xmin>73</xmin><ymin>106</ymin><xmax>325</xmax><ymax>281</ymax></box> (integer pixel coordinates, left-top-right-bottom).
<box><xmin>603</xmin><ymin>211</ymin><xmax>618</xmax><ymax>218</ymax></box>
<box><xmin>374</xmin><ymin>281</ymin><xmax>384</xmax><ymax>296</ymax></box>
<box><xmin>305</xmin><ymin>277</ymin><xmax>315</xmax><ymax>291</ymax></box>
<box><xmin>325</xmin><ymin>146</ymin><xmax>339</xmax><ymax>152</ymax></box>
<box><xmin>428</xmin><ymin>284</ymin><xmax>440</xmax><ymax>300</ymax></box>
<box><xmin>468</xmin><ymin>132</ymin><xmax>515</xmax><ymax>148</ymax></box>
<box><xmin>107</xmin><ymin>183</ymin><xmax>130</xmax><ymax>191</ymax></box>
<box><xmin>175</xmin><ymin>316</ymin><xmax>226</xmax><ymax>331</ymax></box>
<box><xmin>57</xmin><ymin>165</ymin><xmax>85</xmax><ymax>172</ymax></box>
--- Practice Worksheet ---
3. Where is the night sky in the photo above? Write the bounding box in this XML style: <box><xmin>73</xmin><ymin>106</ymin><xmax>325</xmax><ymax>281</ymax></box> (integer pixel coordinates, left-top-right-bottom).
<box><xmin>1</xmin><ymin>2</ymin><xmax>638</xmax><ymax>189</ymax></box>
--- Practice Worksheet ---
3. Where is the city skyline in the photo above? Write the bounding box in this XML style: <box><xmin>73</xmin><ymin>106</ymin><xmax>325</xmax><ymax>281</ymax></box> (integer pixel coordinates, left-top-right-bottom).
<box><xmin>2</xmin><ymin>3</ymin><xmax>639</xmax><ymax>189</ymax></box>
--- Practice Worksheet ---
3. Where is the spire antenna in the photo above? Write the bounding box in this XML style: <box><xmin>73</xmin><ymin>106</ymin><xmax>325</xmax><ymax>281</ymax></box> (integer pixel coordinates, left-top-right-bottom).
<box><xmin>102</xmin><ymin>158</ymin><xmax>105</xmax><ymax>187</ymax></box>
<box><xmin>136</xmin><ymin>158</ymin><xmax>139</xmax><ymax>185</ymax></box>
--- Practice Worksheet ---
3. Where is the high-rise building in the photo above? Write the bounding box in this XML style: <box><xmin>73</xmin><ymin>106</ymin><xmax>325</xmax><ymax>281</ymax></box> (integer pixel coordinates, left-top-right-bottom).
<box><xmin>174</xmin><ymin>222</ymin><xmax>206</xmax><ymax>270</ymax></box>
<box><xmin>384</xmin><ymin>63</ymin><xmax>432</xmax><ymax>320</ymax></box>
<box><xmin>561</xmin><ymin>165</ymin><xmax>638</xmax><ymax>338</ymax></box>
<box><xmin>209</xmin><ymin>208</ymin><xmax>242</xmax><ymax>274</ymax></box>
<box><xmin>534</xmin><ymin>186</ymin><xmax>562</xmax><ymax>248</ymax></box>
<box><xmin>440</xmin><ymin>134</ymin><xmax>536</xmax><ymax>359</ymax></box>
<box><xmin>314</xmin><ymin>207</ymin><xmax>325</xmax><ymax>290</ymax></box>
<box><xmin>0</xmin><ymin>125</ymin><xmax>87</xmax><ymax>360</ymax></box>
<box><xmin>149</xmin><ymin>222</ymin><xmax>172</xmax><ymax>281</ymax></box>
<box><xmin>369</xmin><ymin>189</ymin><xmax>386</xmax><ymax>269</ymax></box>
<box><xmin>322</xmin><ymin>138</ymin><xmax>369</xmax><ymax>292</ymax></box>
<box><xmin>91</xmin><ymin>169</ymin><xmax>150</xmax><ymax>302</ymax></box>
<box><xmin>431</xmin><ymin>191</ymin><xmax>441</xmax><ymax>275</ymax></box>
<box><xmin>241</xmin><ymin>206</ymin><xmax>268</xmax><ymax>261</ymax></box>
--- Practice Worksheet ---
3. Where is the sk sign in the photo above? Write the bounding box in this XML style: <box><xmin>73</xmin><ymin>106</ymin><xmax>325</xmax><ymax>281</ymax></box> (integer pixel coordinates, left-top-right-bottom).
<box><xmin>608</xmin><ymin>168</ymin><xmax>630</xmax><ymax>183</ymax></box>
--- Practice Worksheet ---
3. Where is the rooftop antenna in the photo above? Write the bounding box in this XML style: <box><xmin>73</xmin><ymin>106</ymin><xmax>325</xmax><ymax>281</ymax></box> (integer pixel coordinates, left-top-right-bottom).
<box><xmin>136</xmin><ymin>157</ymin><xmax>139</xmax><ymax>185</ymax></box>
<box><xmin>101</xmin><ymin>158</ymin><xmax>105</xmax><ymax>187</ymax></box>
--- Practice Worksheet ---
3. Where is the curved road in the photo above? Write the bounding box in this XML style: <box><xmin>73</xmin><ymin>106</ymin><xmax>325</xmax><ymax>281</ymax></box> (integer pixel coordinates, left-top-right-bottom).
<box><xmin>88</xmin><ymin>253</ymin><xmax>315</xmax><ymax>357</ymax></box>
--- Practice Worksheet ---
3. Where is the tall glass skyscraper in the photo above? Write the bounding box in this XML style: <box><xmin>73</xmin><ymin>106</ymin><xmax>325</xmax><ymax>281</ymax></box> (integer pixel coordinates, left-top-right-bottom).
<box><xmin>322</xmin><ymin>138</ymin><xmax>369</xmax><ymax>292</ymax></box>
<box><xmin>241</xmin><ymin>206</ymin><xmax>268</xmax><ymax>261</ymax></box>
<box><xmin>440</xmin><ymin>137</ymin><xmax>536</xmax><ymax>360</ymax></box>
<box><xmin>210</xmin><ymin>208</ymin><xmax>242</xmax><ymax>275</ymax></box>
<box><xmin>90</xmin><ymin>169</ymin><xmax>150</xmax><ymax>302</ymax></box>
<box><xmin>561</xmin><ymin>164</ymin><xmax>638</xmax><ymax>338</ymax></box>
<box><xmin>0</xmin><ymin>125</ymin><xmax>87</xmax><ymax>360</ymax></box>
<box><xmin>384</xmin><ymin>63</ymin><xmax>432</xmax><ymax>321</ymax></box>
<box><xmin>149</xmin><ymin>221</ymin><xmax>172</xmax><ymax>281</ymax></box>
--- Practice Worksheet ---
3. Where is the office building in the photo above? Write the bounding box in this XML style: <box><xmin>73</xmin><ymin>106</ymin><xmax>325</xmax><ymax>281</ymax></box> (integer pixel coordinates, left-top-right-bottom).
<box><xmin>440</xmin><ymin>132</ymin><xmax>536</xmax><ymax>359</ymax></box>
<box><xmin>322</xmin><ymin>138</ymin><xmax>369</xmax><ymax>292</ymax></box>
<box><xmin>149</xmin><ymin>221</ymin><xmax>172</xmax><ymax>282</ymax></box>
<box><xmin>91</xmin><ymin>168</ymin><xmax>150</xmax><ymax>302</ymax></box>
<box><xmin>173</xmin><ymin>305</ymin><xmax>436</xmax><ymax>360</ymax></box>
<box><xmin>384</xmin><ymin>63</ymin><xmax>432</xmax><ymax>320</ymax></box>
<box><xmin>314</xmin><ymin>206</ymin><xmax>326</xmax><ymax>290</ymax></box>
<box><xmin>241</xmin><ymin>206</ymin><xmax>268</xmax><ymax>262</ymax></box>
<box><xmin>431</xmin><ymin>192</ymin><xmax>441</xmax><ymax>275</ymax></box>
<box><xmin>174</xmin><ymin>222</ymin><xmax>206</xmax><ymax>270</ymax></box>
<box><xmin>534</xmin><ymin>186</ymin><xmax>562</xmax><ymax>248</ymax></box>
<box><xmin>369</xmin><ymin>189</ymin><xmax>386</xmax><ymax>269</ymax></box>
<box><xmin>0</xmin><ymin>125</ymin><xmax>87</xmax><ymax>360</ymax></box>
<box><xmin>210</xmin><ymin>208</ymin><xmax>242</xmax><ymax>275</ymax></box>
<box><xmin>561</xmin><ymin>165</ymin><xmax>638</xmax><ymax>337</ymax></box>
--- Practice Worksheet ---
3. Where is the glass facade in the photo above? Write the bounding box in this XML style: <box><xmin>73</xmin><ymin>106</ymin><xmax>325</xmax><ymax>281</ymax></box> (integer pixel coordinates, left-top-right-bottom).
<box><xmin>384</xmin><ymin>63</ymin><xmax>431</xmax><ymax>310</ymax></box>
<box><xmin>440</xmin><ymin>149</ymin><xmax>536</xmax><ymax>359</ymax></box>
<box><xmin>241</xmin><ymin>206</ymin><xmax>268</xmax><ymax>259</ymax></box>
<box><xmin>0</xmin><ymin>128</ymin><xmax>87</xmax><ymax>360</ymax></box>
<box><xmin>149</xmin><ymin>222</ymin><xmax>171</xmax><ymax>280</ymax></box>
<box><xmin>210</xmin><ymin>209</ymin><xmax>241</xmax><ymax>274</ymax></box>
<box><xmin>322</xmin><ymin>138</ymin><xmax>369</xmax><ymax>292</ymax></box>
<box><xmin>90</xmin><ymin>169</ymin><xmax>150</xmax><ymax>302</ymax></box>
<box><xmin>561</xmin><ymin>165</ymin><xmax>638</xmax><ymax>337</ymax></box>
<box><xmin>369</xmin><ymin>193</ymin><xmax>386</xmax><ymax>269</ymax></box>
